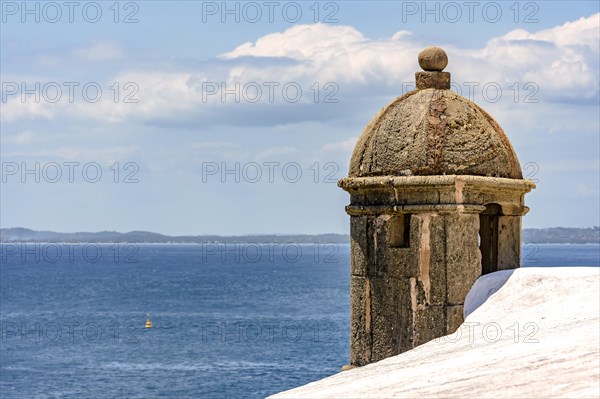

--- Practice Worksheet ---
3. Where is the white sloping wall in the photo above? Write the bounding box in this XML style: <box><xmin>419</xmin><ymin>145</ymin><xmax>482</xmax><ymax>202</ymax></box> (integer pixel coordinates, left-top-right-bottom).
<box><xmin>269</xmin><ymin>267</ymin><xmax>600</xmax><ymax>399</ymax></box>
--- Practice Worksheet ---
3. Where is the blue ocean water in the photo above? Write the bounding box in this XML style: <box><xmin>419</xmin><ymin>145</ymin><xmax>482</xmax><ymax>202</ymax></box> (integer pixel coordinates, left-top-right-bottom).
<box><xmin>0</xmin><ymin>243</ymin><xmax>598</xmax><ymax>398</ymax></box>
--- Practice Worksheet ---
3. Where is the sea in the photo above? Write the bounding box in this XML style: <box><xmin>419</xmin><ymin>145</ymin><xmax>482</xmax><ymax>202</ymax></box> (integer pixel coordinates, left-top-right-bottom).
<box><xmin>0</xmin><ymin>243</ymin><xmax>598</xmax><ymax>399</ymax></box>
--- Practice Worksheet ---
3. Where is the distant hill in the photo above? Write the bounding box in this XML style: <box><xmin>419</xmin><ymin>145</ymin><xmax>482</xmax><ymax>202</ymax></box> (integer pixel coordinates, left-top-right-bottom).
<box><xmin>0</xmin><ymin>227</ymin><xmax>598</xmax><ymax>244</ymax></box>
<box><xmin>522</xmin><ymin>227</ymin><xmax>599</xmax><ymax>244</ymax></box>
<box><xmin>0</xmin><ymin>228</ymin><xmax>349</xmax><ymax>244</ymax></box>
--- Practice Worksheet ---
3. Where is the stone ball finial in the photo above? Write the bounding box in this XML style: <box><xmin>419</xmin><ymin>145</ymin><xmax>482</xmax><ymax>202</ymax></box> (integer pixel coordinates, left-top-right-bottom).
<box><xmin>418</xmin><ymin>46</ymin><xmax>448</xmax><ymax>72</ymax></box>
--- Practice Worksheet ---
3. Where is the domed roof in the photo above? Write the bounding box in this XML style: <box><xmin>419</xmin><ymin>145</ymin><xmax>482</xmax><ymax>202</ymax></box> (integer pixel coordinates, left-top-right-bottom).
<box><xmin>349</xmin><ymin>47</ymin><xmax>523</xmax><ymax>179</ymax></box>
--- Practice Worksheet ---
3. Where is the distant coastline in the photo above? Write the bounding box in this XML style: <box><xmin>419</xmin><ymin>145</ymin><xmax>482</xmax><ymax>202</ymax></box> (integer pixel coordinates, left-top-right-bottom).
<box><xmin>1</xmin><ymin>227</ymin><xmax>599</xmax><ymax>244</ymax></box>
<box><xmin>0</xmin><ymin>227</ymin><xmax>350</xmax><ymax>244</ymax></box>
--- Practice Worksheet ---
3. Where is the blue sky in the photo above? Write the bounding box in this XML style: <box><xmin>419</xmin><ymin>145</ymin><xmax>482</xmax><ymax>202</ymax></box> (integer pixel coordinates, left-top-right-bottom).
<box><xmin>1</xmin><ymin>1</ymin><xmax>599</xmax><ymax>235</ymax></box>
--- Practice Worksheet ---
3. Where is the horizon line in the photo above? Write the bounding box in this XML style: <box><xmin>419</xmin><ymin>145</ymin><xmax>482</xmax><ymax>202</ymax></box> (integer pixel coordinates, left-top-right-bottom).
<box><xmin>1</xmin><ymin>226</ymin><xmax>599</xmax><ymax>237</ymax></box>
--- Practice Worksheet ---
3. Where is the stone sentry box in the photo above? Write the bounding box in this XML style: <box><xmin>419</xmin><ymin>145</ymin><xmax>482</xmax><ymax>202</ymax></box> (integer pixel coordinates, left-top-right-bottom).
<box><xmin>338</xmin><ymin>47</ymin><xmax>535</xmax><ymax>367</ymax></box>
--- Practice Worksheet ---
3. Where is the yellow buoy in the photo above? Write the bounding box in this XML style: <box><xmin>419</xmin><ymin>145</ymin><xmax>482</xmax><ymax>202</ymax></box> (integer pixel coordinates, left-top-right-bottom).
<box><xmin>145</xmin><ymin>313</ymin><xmax>153</xmax><ymax>329</ymax></box>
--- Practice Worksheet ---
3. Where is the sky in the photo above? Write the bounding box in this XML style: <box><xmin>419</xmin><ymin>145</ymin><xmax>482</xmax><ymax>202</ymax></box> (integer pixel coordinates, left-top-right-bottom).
<box><xmin>1</xmin><ymin>1</ymin><xmax>599</xmax><ymax>235</ymax></box>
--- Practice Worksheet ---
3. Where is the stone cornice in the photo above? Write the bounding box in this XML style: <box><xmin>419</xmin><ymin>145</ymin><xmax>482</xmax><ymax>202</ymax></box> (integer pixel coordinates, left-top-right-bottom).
<box><xmin>338</xmin><ymin>175</ymin><xmax>536</xmax><ymax>192</ymax></box>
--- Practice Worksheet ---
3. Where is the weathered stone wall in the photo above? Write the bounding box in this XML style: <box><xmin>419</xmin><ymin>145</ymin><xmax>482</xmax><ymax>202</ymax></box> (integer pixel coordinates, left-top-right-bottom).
<box><xmin>343</xmin><ymin>175</ymin><xmax>535</xmax><ymax>366</ymax></box>
<box><xmin>349</xmin><ymin>209</ymin><xmax>483</xmax><ymax>365</ymax></box>
<box><xmin>497</xmin><ymin>216</ymin><xmax>522</xmax><ymax>270</ymax></box>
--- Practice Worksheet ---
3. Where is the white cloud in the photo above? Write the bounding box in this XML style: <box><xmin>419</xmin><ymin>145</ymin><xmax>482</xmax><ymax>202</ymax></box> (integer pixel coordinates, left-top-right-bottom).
<box><xmin>504</xmin><ymin>14</ymin><xmax>599</xmax><ymax>49</ymax></box>
<box><xmin>0</xmin><ymin>98</ymin><xmax>55</xmax><ymax>122</ymax></box>
<box><xmin>0</xmin><ymin>131</ymin><xmax>35</xmax><ymax>145</ymax></box>
<box><xmin>219</xmin><ymin>14</ymin><xmax>599</xmax><ymax>102</ymax></box>
<box><xmin>15</xmin><ymin>131</ymin><xmax>34</xmax><ymax>144</ymax></box>
<box><xmin>255</xmin><ymin>146</ymin><xmax>303</xmax><ymax>162</ymax></box>
<box><xmin>2</xmin><ymin>14</ymin><xmax>598</xmax><ymax>128</ymax></box>
<box><xmin>539</xmin><ymin>159</ymin><xmax>600</xmax><ymax>172</ymax></box>
<box><xmin>319</xmin><ymin>137</ymin><xmax>358</xmax><ymax>154</ymax></box>
<box><xmin>190</xmin><ymin>141</ymin><xmax>240</xmax><ymax>150</ymax></box>
<box><xmin>575</xmin><ymin>183</ymin><xmax>599</xmax><ymax>198</ymax></box>
<box><xmin>74</xmin><ymin>42</ymin><xmax>124</xmax><ymax>61</ymax></box>
<box><xmin>220</xmin><ymin>23</ymin><xmax>416</xmax><ymax>85</ymax></box>
<box><xmin>220</xmin><ymin>24</ymin><xmax>368</xmax><ymax>60</ymax></box>
<box><xmin>3</xmin><ymin>145</ymin><xmax>140</xmax><ymax>164</ymax></box>
<box><xmin>474</xmin><ymin>14</ymin><xmax>599</xmax><ymax>100</ymax></box>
